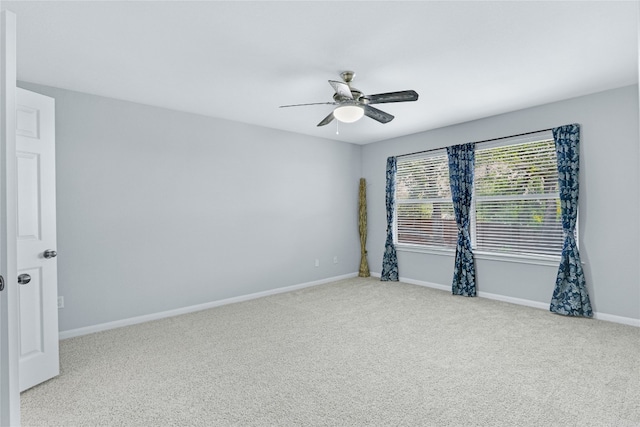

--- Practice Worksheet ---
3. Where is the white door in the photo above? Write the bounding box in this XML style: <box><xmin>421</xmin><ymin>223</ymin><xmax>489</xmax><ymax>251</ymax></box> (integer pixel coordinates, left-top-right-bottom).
<box><xmin>16</xmin><ymin>87</ymin><xmax>59</xmax><ymax>392</ymax></box>
<box><xmin>1</xmin><ymin>9</ymin><xmax>20</xmax><ymax>427</ymax></box>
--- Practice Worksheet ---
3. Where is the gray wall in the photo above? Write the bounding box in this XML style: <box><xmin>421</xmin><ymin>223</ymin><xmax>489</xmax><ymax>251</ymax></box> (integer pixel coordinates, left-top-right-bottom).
<box><xmin>362</xmin><ymin>85</ymin><xmax>640</xmax><ymax>321</ymax></box>
<box><xmin>19</xmin><ymin>82</ymin><xmax>363</xmax><ymax>332</ymax></box>
<box><xmin>18</xmin><ymin>82</ymin><xmax>640</xmax><ymax>329</ymax></box>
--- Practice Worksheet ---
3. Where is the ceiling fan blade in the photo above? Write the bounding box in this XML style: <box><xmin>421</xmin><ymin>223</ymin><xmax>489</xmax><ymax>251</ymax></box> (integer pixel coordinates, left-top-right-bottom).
<box><xmin>317</xmin><ymin>112</ymin><xmax>335</xmax><ymax>127</ymax></box>
<box><xmin>329</xmin><ymin>80</ymin><xmax>353</xmax><ymax>99</ymax></box>
<box><xmin>364</xmin><ymin>105</ymin><xmax>394</xmax><ymax>124</ymax></box>
<box><xmin>280</xmin><ymin>102</ymin><xmax>337</xmax><ymax>108</ymax></box>
<box><xmin>365</xmin><ymin>90</ymin><xmax>419</xmax><ymax>104</ymax></box>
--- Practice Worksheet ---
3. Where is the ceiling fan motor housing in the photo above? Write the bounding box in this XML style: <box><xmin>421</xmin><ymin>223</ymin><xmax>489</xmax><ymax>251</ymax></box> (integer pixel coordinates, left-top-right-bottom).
<box><xmin>333</xmin><ymin>89</ymin><xmax>364</xmax><ymax>103</ymax></box>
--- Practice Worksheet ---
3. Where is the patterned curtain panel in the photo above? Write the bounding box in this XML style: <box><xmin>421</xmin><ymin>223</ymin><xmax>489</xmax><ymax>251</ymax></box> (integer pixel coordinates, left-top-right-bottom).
<box><xmin>447</xmin><ymin>143</ymin><xmax>476</xmax><ymax>296</ymax></box>
<box><xmin>381</xmin><ymin>156</ymin><xmax>399</xmax><ymax>281</ymax></box>
<box><xmin>550</xmin><ymin>124</ymin><xmax>593</xmax><ymax>317</ymax></box>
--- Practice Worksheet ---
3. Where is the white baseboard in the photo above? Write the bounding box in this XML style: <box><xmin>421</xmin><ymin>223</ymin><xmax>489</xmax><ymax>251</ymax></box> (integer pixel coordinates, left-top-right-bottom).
<box><xmin>400</xmin><ymin>276</ymin><xmax>450</xmax><ymax>292</ymax></box>
<box><xmin>59</xmin><ymin>272</ymin><xmax>358</xmax><ymax>340</ymax></box>
<box><xmin>592</xmin><ymin>312</ymin><xmax>640</xmax><ymax>327</ymax></box>
<box><xmin>476</xmin><ymin>290</ymin><xmax>550</xmax><ymax>311</ymax></box>
<box><xmin>370</xmin><ymin>272</ymin><xmax>640</xmax><ymax>327</ymax></box>
<box><xmin>60</xmin><ymin>272</ymin><xmax>638</xmax><ymax>339</ymax></box>
<box><xmin>370</xmin><ymin>272</ymin><xmax>450</xmax><ymax>293</ymax></box>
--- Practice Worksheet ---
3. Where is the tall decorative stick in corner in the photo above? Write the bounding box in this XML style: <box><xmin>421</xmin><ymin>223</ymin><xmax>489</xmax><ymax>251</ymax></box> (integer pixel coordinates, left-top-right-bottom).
<box><xmin>358</xmin><ymin>178</ymin><xmax>370</xmax><ymax>277</ymax></box>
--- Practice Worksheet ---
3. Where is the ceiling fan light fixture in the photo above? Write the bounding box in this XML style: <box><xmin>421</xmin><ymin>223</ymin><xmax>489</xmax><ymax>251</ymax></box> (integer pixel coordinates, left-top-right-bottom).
<box><xmin>333</xmin><ymin>105</ymin><xmax>364</xmax><ymax>123</ymax></box>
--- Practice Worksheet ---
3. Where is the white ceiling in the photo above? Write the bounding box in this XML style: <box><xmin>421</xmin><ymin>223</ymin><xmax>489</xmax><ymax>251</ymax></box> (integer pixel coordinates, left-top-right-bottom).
<box><xmin>3</xmin><ymin>1</ymin><xmax>638</xmax><ymax>144</ymax></box>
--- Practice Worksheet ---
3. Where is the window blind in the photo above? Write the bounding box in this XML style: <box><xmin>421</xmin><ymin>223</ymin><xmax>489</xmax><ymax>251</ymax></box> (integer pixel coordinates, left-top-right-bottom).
<box><xmin>396</xmin><ymin>151</ymin><xmax>457</xmax><ymax>248</ymax></box>
<box><xmin>394</xmin><ymin>136</ymin><xmax>566</xmax><ymax>258</ymax></box>
<box><xmin>473</xmin><ymin>139</ymin><xmax>563</xmax><ymax>256</ymax></box>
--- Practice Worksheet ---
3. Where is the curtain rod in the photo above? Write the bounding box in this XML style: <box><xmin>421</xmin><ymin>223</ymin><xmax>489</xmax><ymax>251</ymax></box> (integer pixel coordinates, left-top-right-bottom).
<box><xmin>396</xmin><ymin>127</ymin><xmax>555</xmax><ymax>159</ymax></box>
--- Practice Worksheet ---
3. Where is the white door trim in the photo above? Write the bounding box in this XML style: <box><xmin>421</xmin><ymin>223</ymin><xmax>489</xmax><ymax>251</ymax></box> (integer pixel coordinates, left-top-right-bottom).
<box><xmin>0</xmin><ymin>9</ymin><xmax>20</xmax><ymax>427</ymax></box>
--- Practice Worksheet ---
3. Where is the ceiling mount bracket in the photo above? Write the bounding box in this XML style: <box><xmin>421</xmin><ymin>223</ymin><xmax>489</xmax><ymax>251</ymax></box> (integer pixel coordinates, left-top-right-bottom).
<box><xmin>340</xmin><ymin>71</ymin><xmax>355</xmax><ymax>84</ymax></box>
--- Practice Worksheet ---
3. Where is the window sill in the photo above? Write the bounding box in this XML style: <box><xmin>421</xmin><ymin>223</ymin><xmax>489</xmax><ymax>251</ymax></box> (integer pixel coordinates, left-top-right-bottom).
<box><xmin>396</xmin><ymin>243</ymin><xmax>455</xmax><ymax>257</ymax></box>
<box><xmin>473</xmin><ymin>251</ymin><xmax>560</xmax><ymax>267</ymax></box>
<box><xmin>395</xmin><ymin>244</ymin><xmax>561</xmax><ymax>267</ymax></box>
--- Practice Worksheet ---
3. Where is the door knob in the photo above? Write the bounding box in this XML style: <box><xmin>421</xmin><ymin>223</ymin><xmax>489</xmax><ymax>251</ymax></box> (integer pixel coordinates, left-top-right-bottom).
<box><xmin>43</xmin><ymin>249</ymin><xmax>57</xmax><ymax>259</ymax></box>
<box><xmin>18</xmin><ymin>274</ymin><xmax>31</xmax><ymax>285</ymax></box>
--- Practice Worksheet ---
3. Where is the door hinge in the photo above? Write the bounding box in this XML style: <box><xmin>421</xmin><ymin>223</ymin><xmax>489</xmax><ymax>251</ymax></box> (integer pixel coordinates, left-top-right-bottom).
<box><xmin>0</xmin><ymin>275</ymin><xmax>4</xmax><ymax>292</ymax></box>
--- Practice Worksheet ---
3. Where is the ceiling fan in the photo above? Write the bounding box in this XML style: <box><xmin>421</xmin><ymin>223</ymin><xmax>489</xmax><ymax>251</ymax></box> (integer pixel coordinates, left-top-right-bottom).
<box><xmin>279</xmin><ymin>71</ymin><xmax>419</xmax><ymax>127</ymax></box>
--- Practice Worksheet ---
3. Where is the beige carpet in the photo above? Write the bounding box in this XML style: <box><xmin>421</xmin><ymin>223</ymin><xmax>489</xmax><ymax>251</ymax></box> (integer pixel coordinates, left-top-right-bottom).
<box><xmin>21</xmin><ymin>277</ymin><xmax>640</xmax><ymax>426</ymax></box>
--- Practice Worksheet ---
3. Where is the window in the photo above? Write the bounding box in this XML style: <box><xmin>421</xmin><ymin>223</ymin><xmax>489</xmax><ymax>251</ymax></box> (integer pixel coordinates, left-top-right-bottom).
<box><xmin>396</xmin><ymin>151</ymin><xmax>457</xmax><ymax>248</ymax></box>
<box><xmin>474</xmin><ymin>138</ymin><xmax>562</xmax><ymax>256</ymax></box>
<box><xmin>395</xmin><ymin>133</ymin><xmax>565</xmax><ymax>259</ymax></box>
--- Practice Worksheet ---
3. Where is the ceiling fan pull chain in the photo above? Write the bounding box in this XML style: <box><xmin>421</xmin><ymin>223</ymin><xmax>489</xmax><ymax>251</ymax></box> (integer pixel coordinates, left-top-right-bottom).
<box><xmin>336</xmin><ymin>120</ymin><xmax>339</xmax><ymax>135</ymax></box>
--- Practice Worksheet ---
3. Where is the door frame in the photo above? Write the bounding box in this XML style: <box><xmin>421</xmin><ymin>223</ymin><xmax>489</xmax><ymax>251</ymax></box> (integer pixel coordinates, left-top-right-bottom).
<box><xmin>0</xmin><ymin>9</ymin><xmax>20</xmax><ymax>427</ymax></box>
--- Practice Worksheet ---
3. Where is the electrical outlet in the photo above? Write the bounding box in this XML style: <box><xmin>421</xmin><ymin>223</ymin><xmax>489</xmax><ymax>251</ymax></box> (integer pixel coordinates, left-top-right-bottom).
<box><xmin>333</xmin><ymin>256</ymin><xmax>338</xmax><ymax>264</ymax></box>
<box><xmin>57</xmin><ymin>296</ymin><xmax>64</xmax><ymax>309</ymax></box>
<box><xmin>315</xmin><ymin>259</ymin><xmax>319</xmax><ymax>267</ymax></box>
